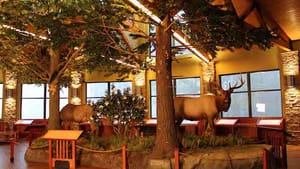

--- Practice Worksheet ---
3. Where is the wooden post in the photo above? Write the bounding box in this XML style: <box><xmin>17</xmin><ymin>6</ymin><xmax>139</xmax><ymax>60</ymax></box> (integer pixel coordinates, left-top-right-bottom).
<box><xmin>10</xmin><ymin>138</ymin><xmax>14</xmax><ymax>162</ymax></box>
<box><xmin>263</xmin><ymin>148</ymin><xmax>267</xmax><ymax>169</ymax></box>
<box><xmin>174</xmin><ymin>147</ymin><xmax>179</xmax><ymax>169</ymax></box>
<box><xmin>48</xmin><ymin>139</ymin><xmax>52</xmax><ymax>169</ymax></box>
<box><xmin>122</xmin><ymin>145</ymin><xmax>127</xmax><ymax>169</ymax></box>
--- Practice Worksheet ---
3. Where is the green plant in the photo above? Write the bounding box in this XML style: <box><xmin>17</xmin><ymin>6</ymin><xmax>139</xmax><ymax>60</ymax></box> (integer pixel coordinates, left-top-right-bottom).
<box><xmin>78</xmin><ymin>135</ymin><xmax>154</xmax><ymax>152</ymax></box>
<box><xmin>30</xmin><ymin>137</ymin><xmax>48</xmax><ymax>149</ymax></box>
<box><xmin>91</xmin><ymin>86</ymin><xmax>146</xmax><ymax>137</ymax></box>
<box><xmin>181</xmin><ymin>134</ymin><xmax>251</xmax><ymax>149</ymax></box>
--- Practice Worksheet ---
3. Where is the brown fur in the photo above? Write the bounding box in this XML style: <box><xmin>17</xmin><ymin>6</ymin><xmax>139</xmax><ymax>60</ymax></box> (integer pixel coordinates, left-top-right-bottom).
<box><xmin>174</xmin><ymin>78</ymin><xmax>244</xmax><ymax>134</ymax></box>
<box><xmin>60</xmin><ymin>104</ymin><xmax>97</xmax><ymax>133</ymax></box>
<box><xmin>174</xmin><ymin>95</ymin><xmax>221</xmax><ymax>133</ymax></box>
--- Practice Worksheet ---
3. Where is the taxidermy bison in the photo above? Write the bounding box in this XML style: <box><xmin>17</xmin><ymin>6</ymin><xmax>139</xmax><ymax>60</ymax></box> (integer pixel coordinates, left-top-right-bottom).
<box><xmin>174</xmin><ymin>77</ymin><xmax>244</xmax><ymax>134</ymax></box>
<box><xmin>60</xmin><ymin>104</ymin><xmax>97</xmax><ymax>133</ymax></box>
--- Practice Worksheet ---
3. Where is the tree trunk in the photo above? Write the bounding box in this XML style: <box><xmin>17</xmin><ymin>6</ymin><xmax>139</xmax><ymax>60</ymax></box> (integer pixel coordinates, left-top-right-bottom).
<box><xmin>47</xmin><ymin>49</ymin><xmax>61</xmax><ymax>129</ymax></box>
<box><xmin>48</xmin><ymin>83</ymin><xmax>60</xmax><ymax>129</ymax></box>
<box><xmin>151</xmin><ymin>15</ymin><xmax>179</xmax><ymax>159</ymax></box>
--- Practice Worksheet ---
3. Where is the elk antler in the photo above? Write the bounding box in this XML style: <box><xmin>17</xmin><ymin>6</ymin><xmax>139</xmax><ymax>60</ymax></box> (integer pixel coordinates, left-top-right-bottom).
<box><xmin>228</xmin><ymin>75</ymin><xmax>245</xmax><ymax>91</ymax></box>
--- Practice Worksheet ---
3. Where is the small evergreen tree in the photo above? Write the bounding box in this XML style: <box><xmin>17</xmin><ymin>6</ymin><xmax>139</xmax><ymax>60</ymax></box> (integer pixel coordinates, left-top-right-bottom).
<box><xmin>91</xmin><ymin>86</ymin><xmax>146</xmax><ymax>137</ymax></box>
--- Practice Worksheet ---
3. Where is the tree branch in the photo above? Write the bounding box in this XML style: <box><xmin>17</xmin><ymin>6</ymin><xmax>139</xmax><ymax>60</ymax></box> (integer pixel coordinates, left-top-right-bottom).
<box><xmin>49</xmin><ymin>43</ymin><xmax>85</xmax><ymax>84</ymax></box>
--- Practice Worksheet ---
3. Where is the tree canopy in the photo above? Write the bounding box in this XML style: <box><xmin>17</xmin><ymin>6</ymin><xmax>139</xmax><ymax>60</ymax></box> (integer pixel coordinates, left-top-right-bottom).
<box><xmin>0</xmin><ymin>0</ymin><xmax>147</xmax><ymax>85</ymax></box>
<box><xmin>142</xmin><ymin>0</ymin><xmax>274</xmax><ymax>57</ymax></box>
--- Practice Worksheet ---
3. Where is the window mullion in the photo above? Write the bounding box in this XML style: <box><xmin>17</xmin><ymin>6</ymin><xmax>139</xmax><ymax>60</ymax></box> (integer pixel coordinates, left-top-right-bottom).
<box><xmin>247</xmin><ymin>73</ymin><xmax>253</xmax><ymax>117</ymax></box>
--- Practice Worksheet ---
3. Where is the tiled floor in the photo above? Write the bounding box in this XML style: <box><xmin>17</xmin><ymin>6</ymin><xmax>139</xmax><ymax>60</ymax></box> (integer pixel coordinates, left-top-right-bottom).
<box><xmin>0</xmin><ymin>141</ymin><xmax>300</xmax><ymax>169</ymax></box>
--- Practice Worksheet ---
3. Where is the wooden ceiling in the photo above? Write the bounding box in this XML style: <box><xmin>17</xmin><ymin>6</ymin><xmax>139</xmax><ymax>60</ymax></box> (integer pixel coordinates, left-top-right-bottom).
<box><xmin>215</xmin><ymin>0</ymin><xmax>300</xmax><ymax>49</ymax></box>
<box><xmin>256</xmin><ymin>0</ymin><xmax>300</xmax><ymax>41</ymax></box>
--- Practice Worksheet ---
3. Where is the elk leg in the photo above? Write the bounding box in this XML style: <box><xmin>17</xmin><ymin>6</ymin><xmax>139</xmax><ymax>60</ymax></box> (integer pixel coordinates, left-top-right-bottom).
<box><xmin>207</xmin><ymin>118</ymin><xmax>215</xmax><ymax>135</ymax></box>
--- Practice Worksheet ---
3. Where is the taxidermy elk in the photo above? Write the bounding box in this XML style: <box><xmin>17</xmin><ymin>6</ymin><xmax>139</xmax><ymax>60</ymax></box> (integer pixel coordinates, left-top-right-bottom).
<box><xmin>174</xmin><ymin>77</ymin><xmax>245</xmax><ymax>134</ymax></box>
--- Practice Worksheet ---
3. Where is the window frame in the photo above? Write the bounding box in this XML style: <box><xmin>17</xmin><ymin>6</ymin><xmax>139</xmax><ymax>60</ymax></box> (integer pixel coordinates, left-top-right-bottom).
<box><xmin>21</xmin><ymin>84</ymin><xmax>48</xmax><ymax>119</ymax></box>
<box><xmin>150</xmin><ymin>77</ymin><xmax>201</xmax><ymax>118</ymax></box>
<box><xmin>220</xmin><ymin>69</ymin><xmax>282</xmax><ymax>118</ymax></box>
<box><xmin>86</xmin><ymin>81</ymin><xmax>132</xmax><ymax>104</ymax></box>
<box><xmin>21</xmin><ymin>84</ymin><xmax>69</xmax><ymax>119</ymax></box>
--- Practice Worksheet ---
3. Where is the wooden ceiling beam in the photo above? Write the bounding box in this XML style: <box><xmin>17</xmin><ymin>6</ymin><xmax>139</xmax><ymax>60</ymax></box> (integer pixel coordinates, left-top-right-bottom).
<box><xmin>230</xmin><ymin>0</ymin><xmax>291</xmax><ymax>49</ymax></box>
<box><xmin>254</xmin><ymin>1</ymin><xmax>292</xmax><ymax>50</ymax></box>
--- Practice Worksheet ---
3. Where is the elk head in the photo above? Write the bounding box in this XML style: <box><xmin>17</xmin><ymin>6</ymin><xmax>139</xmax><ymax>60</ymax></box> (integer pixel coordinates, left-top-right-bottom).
<box><xmin>210</xmin><ymin>76</ymin><xmax>245</xmax><ymax>112</ymax></box>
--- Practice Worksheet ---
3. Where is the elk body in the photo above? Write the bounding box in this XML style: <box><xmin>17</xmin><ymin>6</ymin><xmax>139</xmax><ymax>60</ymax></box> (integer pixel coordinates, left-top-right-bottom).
<box><xmin>60</xmin><ymin>104</ymin><xmax>97</xmax><ymax>133</ymax></box>
<box><xmin>174</xmin><ymin>78</ymin><xmax>244</xmax><ymax>133</ymax></box>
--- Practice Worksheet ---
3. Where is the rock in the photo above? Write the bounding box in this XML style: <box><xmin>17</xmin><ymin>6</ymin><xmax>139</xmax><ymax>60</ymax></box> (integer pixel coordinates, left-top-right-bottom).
<box><xmin>25</xmin><ymin>144</ymin><xmax>271</xmax><ymax>169</ymax></box>
<box><xmin>146</xmin><ymin>159</ymin><xmax>172</xmax><ymax>169</ymax></box>
<box><xmin>24</xmin><ymin>148</ymin><xmax>48</xmax><ymax>163</ymax></box>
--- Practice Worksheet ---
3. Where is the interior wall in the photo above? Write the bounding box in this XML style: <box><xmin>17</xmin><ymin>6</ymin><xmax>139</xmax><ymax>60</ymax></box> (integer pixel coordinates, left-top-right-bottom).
<box><xmin>215</xmin><ymin>47</ymin><xmax>282</xmax><ymax>76</ymax></box>
<box><xmin>214</xmin><ymin>46</ymin><xmax>287</xmax><ymax>117</ymax></box>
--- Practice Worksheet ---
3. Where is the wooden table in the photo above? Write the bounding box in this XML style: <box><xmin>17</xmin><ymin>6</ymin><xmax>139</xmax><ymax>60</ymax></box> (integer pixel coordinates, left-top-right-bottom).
<box><xmin>14</xmin><ymin>120</ymin><xmax>34</xmax><ymax>139</ymax></box>
<box><xmin>42</xmin><ymin>130</ymin><xmax>83</xmax><ymax>169</ymax></box>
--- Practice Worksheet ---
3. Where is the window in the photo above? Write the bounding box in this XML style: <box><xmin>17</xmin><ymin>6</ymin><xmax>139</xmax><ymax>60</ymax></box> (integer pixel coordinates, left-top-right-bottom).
<box><xmin>22</xmin><ymin>84</ymin><xmax>47</xmax><ymax>119</ymax></box>
<box><xmin>150</xmin><ymin>81</ymin><xmax>157</xmax><ymax>118</ymax></box>
<box><xmin>86</xmin><ymin>81</ymin><xmax>132</xmax><ymax>104</ymax></box>
<box><xmin>149</xmin><ymin>24</ymin><xmax>156</xmax><ymax>58</ymax></box>
<box><xmin>149</xmin><ymin>23</ymin><xmax>191</xmax><ymax>58</ymax></box>
<box><xmin>220</xmin><ymin>70</ymin><xmax>282</xmax><ymax>118</ymax></box>
<box><xmin>175</xmin><ymin>78</ymin><xmax>200</xmax><ymax>96</ymax></box>
<box><xmin>0</xmin><ymin>83</ymin><xmax>3</xmax><ymax>119</ymax></box>
<box><xmin>172</xmin><ymin>37</ymin><xmax>192</xmax><ymax>56</ymax></box>
<box><xmin>21</xmin><ymin>84</ymin><xmax>69</xmax><ymax>119</ymax></box>
<box><xmin>59</xmin><ymin>87</ymin><xmax>69</xmax><ymax>112</ymax></box>
<box><xmin>150</xmin><ymin>77</ymin><xmax>200</xmax><ymax>118</ymax></box>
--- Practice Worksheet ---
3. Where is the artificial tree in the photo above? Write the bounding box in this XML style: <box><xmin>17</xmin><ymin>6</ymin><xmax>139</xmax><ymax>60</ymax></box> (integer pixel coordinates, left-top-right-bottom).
<box><xmin>137</xmin><ymin>0</ymin><xmax>274</xmax><ymax>159</ymax></box>
<box><xmin>0</xmin><ymin>0</ymin><xmax>147</xmax><ymax>129</ymax></box>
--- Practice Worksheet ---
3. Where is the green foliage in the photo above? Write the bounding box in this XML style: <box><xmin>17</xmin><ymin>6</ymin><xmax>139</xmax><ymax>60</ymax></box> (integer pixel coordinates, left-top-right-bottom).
<box><xmin>78</xmin><ymin>135</ymin><xmax>155</xmax><ymax>152</ymax></box>
<box><xmin>179</xmin><ymin>0</ymin><xmax>273</xmax><ymax>57</ymax></box>
<box><xmin>141</xmin><ymin>0</ymin><xmax>273</xmax><ymax>57</ymax></box>
<box><xmin>0</xmin><ymin>0</ymin><xmax>147</xmax><ymax>84</ymax></box>
<box><xmin>181</xmin><ymin>134</ymin><xmax>251</xmax><ymax>149</ymax></box>
<box><xmin>30</xmin><ymin>137</ymin><xmax>48</xmax><ymax>149</ymax></box>
<box><xmin>91</xmin><ymin>86</ymin><xmax>146</xmax><ymax>137</ymax></box>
